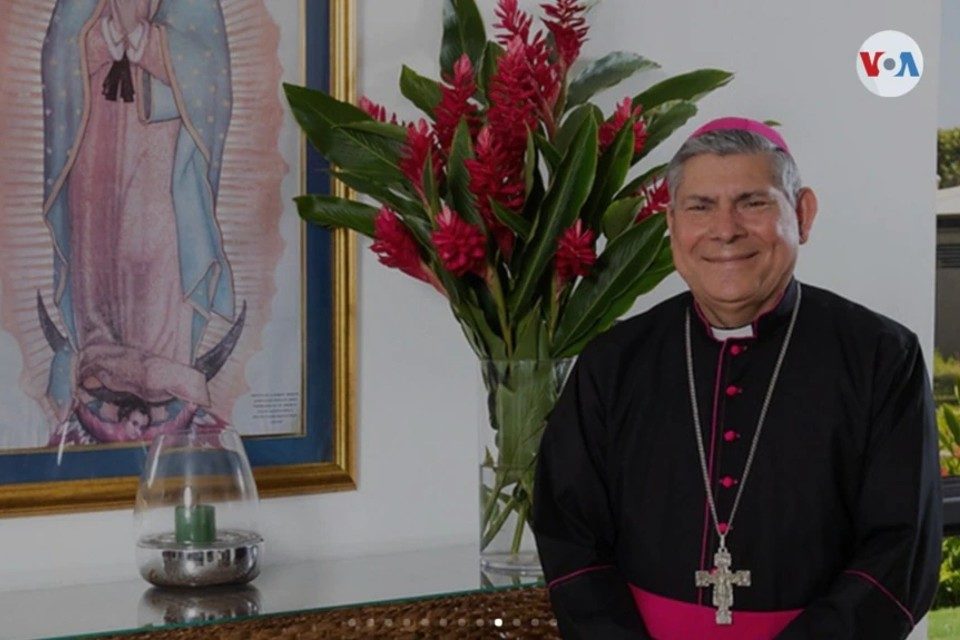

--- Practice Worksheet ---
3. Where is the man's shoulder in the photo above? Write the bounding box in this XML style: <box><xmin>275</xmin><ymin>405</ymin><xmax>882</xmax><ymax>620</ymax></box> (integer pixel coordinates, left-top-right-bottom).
<box><xmin>800</xmin><ymin>282</ymin><xmax>919</xmax><ymax>349</ymax></box>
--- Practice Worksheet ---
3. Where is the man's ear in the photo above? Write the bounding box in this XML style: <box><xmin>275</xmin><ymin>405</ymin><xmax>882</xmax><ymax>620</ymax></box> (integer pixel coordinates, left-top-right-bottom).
<box><xmin>795</xmin><ymin>187</ymin><xmax>818</xmax><ymax>245</ymax></box>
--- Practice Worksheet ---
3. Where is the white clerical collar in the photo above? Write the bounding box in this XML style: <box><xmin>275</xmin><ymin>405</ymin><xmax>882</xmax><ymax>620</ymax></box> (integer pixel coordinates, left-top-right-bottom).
<box><xmin>710</xmin><ymin>324</ymin><xmax>755</xmax><ymax>340</ymax></box>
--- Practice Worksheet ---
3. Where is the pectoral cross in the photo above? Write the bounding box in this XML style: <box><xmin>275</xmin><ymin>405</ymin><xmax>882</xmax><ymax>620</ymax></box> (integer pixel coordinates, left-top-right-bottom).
<box><xmin>694</xmin><ymin>541</ymin><xmax>751</xmax><ymax>625</ymax></box>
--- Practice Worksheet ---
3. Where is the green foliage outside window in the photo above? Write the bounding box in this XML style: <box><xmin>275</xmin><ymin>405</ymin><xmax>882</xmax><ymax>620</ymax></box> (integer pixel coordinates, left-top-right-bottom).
<box><xmin>938</xmin><ymin>128</ymin><xmax>960</xmax><ymax>189</ymax></box>
<box><xmin>934</xmin><ymin>352</ymin><xmax>960</xmax><ymax>609</ymax></box>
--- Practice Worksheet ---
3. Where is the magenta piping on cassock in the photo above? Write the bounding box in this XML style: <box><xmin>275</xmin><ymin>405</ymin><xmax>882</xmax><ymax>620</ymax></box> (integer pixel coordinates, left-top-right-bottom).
<box><xmin>844</xmin><ymin>570</ymin><xmax>915</xmax><ymax>627</ymax></box>
<box><xmin>546</xmin><ymin>564</ymin><xmax>614</xmax><ymax>590</ymax></box>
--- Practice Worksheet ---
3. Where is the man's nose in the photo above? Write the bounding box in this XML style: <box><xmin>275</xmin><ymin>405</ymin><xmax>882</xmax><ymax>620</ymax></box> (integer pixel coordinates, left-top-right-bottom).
<box><xmin>709</xmin><ymin>203</ymin><xmax>745</xmax><ymax>242</ymax></box>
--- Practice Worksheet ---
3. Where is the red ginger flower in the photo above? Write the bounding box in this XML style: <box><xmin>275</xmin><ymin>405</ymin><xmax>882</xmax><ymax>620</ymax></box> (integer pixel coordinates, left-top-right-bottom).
<box><xmin>555</xmin><ymin>219</ymin><xmax>597</xmax><ymax>284</ymax></box>
<box><xmin>488</xmin><ymin>37</ymin><xmax>542</xmax><ymax>157</ymax></box>
<box><xmin>636</xmin><ymin>178</ymin><xmax>670</xmax><ymax>223</ymax></box>
<box><xmin>492</xmin><ymin>2</ymin><xmax>562</xmax><ymax>126</ymax></box>
<box><xmin>400</xmin><ymin>119</ymin><xmax>442</xmax><ymax>200</ymax></box>
<box><xmin>466</xmin><ymin>126</ymin><xmax>523</xmax><ymax>257</ymax></box>
<box><xmin>599</xmin><ymin>97</ymin><xmax>649</xmax><ymax>155</ymax></box>
<box><xmin>434</xmin><ymin>54</ymin><xmax>480</xmax><ymax>156</ymax></box>
<box><xmin>475</xmin><ymin>35</ymin><xmax>550</xmax><ymax>258</ymax></box>
<box><xmin>494</xmin><ymin>0</ymin><xmax>533</xmax><ymax>44</ymax></box>
<box><xmin>370</xmin><ymin>207</ymin><xmax>431</xmax><ymax>283</ymax></box>
<box><xmin>358</xmin><ymin>96</ymin><xmax>399</xmax><ymax>124</ymax></box>
<box><xmin>541</xmin><ymin>0</ymin><xmax>588</xmax><ymax>69</ymax></box>
<box><xmin>431</xmin><ymin>206</ymin><xmax>488</xmax><ymax>277</ymax></box>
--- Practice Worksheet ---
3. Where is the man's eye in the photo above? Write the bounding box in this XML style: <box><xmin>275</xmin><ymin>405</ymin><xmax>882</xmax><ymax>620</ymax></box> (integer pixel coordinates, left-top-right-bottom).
<box><xmin>746</xmin><ymin>200</ymin><xmax>768</xmax><ymax>208</ymax></box>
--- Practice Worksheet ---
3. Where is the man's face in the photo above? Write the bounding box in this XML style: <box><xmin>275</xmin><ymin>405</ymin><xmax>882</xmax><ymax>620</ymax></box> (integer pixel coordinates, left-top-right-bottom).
<box><xmin>667</xmin><ymin>153</ymin><xmax>816</xmax><ymax>320</ymax></box>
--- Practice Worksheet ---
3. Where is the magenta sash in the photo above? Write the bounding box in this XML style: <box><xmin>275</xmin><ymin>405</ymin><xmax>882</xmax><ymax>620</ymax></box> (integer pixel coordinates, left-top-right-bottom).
<box><xmin>630</xmin><ymin>585</ymin><xmax>802</xmax><ymax>640</ymax></box>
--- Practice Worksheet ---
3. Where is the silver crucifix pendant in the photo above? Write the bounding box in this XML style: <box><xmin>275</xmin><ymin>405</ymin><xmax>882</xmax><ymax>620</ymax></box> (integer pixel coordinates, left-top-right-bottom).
<box><xmin>694</xmin><ymin>539</ymin><xmax>751</xmax><ymax>625</ymax></box>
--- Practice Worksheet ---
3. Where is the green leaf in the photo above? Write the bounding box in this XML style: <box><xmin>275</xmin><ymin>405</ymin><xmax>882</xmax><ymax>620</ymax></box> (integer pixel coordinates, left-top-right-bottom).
<box><xmin>284</xmin><ymin>82</ymin><xmax>368</xmax><ymax>125</ymax></box>
<box><xmin>558</xmin><ymin>240</ymin><xmax>674</xmax><ymax>357</ymax></box>
<box><xmin>554</xmin><ymin>104</ymin><xmax>602</xmax><ymax>156</ymax></box>
<box><xmin>632</xmin><ymin>68</ymin><xmax>733</xmax><ymax>111</ymax></box>
<box><xmin>517</xmin><ymin>170</ymin><xmax>546</xmax><ymax>265</ymax></box>
<box><xmin>437</xmin><ymin>270</ymin><xmax>505</xmax><ymax>361</ymax></box>
<box><xmin>485</xmin><ymin>361</ymin><xmax>557</xmax><ymax>479</ymax></box>
<box><xmin>635</xmin><ymin>100</ymin><xmax>698</xmax><ymax>162</ymax></box>
<box><xmin>553</xmin><ymin>214</ymin><xmax>667</xmax><ymax>356</ymax></box>
<box><xmin>524</xmin><ymin>132</ymin><xmax>537</xmax><ymax>199</ymax></box>
<box><xmin>601</xmin><ymin>196</ymin><xmax>643</xmax><ymax>240</ymax></box>
<box><xmin>616</xmin><ymin>162</ymin><xmax>668</xmax><ymax>201</ymax></box>
<box><xmin>339</xmin><ymin>119</ymin><xmax>407</xmax><ymax>140</ymax></box>
<box><xmin>535</xmin><ymin>133</ymin><xmax>562</xmax><ymax>173</ymax></box>
<box><xmin>294</xmin><ymin>195</ymin><xmax>379</xmax><ymax>237</ymax></box>
<box><xmin>329</xmin><ymin>170</ymin><xmax>430</xmax><ymax>224</ymax></box>
<box><xmin>491</xmin><ymin>198</ymin><xmax>532</xmax><ymax>241</ymax></box>
<box><xmin>440</xmin><ymin>0</ymin><xmax>486</xmax><ymax>77</ymax></box>
<box><xmin>567</xmin><ymin>52</ymin><xmax>660</xmax><ymax>108</ymax></box>
<box><xmin>284</xmin><ymin>83</ymin><xmax>404</xmax><ymax>182</ymax></box>
<box><xmin>422</xmin><ymin>148</ymin><xmax>440</xmax><ymax>217</ymax></box>
<box><xmin>403</xmin><ymin>214</ymin><xmax>435</xmax><ymax>250</ymax></box>
<box><xmin>473</xmin><ymin>284</ymin><xmax>507</xmax><ymax>347</ymax></box>
<box><xmin>583</xmin><ymin>116</ymin><xmax>634</xmax><ymax>229</ymax></box>
<box><xmin>333</xmin><ymin>123</ymin><xmax>406</xmax><ymax>171</ymax></box>
<box><xmin>447</xmin><ymin>119</ymin><xmax>485</xmax><ymax>229</ymax></box>
<box><xmin>476</xmin><ymin>41</ymin><xmax>505</xmax><ymax>103</ymax></box>
<box><xmin>509</xmin><ymin>116</ymin><xmax>598</xmax><ymax>318</ymax></box>
<box><xmin>595</xmin><ymin>239</ymin><xmax>673</xmax><ymax>322</ymax></box>
<box><xmin>513</xmin><ymin>302</ymin><xmax>543</xmax><ymax>359</ymax></box>
<box><xmin>463</xmin><ymin>298</ymin><xmax>508</xmax><ymax>360</ymax></box>
<box><xmin>456</xmin><ymin>315</ymin><xmax>487</xmax><ymax>359</ymax></box>
<box><xmin>400</xmin><ymin>66</ymin><xmax>442</xmax><ymax>118</ymax></box>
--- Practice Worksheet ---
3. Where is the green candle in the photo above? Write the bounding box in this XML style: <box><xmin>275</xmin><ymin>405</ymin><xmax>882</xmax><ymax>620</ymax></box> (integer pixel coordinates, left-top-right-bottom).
<box><xmin>175</xmin><ymin>488</ymin><xmax>216</xmax><ymax>544</ymax></box>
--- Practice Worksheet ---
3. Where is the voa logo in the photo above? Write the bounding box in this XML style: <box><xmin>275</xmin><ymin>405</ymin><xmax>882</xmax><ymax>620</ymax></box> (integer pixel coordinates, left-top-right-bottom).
<box><xmin>857</xmin><ymin>30</ymin><xmax>923</xmax><ymax>97</ymax></box>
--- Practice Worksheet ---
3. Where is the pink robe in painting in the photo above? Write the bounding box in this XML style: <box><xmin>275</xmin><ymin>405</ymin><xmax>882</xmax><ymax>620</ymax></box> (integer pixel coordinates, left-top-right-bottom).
<box><xmin>69</xmin><ymin>13</ymin><xmax>209</xmax><ymax>410</ymax></box>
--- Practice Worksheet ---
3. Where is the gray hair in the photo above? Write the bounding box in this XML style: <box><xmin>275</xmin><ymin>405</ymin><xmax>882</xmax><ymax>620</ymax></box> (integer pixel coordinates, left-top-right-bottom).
<box><xmin>664</xmin><ymin>129</ymin><xmax>802</xmax><ymax>208</ymax></box>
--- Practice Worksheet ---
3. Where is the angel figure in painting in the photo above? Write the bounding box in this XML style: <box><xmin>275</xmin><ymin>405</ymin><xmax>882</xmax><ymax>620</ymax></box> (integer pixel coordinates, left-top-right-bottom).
<box><xmin>40</xmin><ymin>0</ymin><xmax>244</xmax><ymax>444</ymax></box>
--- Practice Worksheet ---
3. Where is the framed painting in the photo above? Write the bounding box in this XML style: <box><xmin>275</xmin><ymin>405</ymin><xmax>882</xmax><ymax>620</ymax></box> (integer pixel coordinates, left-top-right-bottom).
<box><xmin>0</xmin><ymin>0</ymin><xmax>356</xmax><ymax>516</ymax></box>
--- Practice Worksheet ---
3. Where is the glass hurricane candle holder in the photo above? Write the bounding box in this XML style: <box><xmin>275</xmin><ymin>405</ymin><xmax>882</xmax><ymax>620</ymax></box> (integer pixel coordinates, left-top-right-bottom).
<box><xmin>134</xmin><ymin>426</ymin><xmax>263</xmax><ymax>588</ymax></box>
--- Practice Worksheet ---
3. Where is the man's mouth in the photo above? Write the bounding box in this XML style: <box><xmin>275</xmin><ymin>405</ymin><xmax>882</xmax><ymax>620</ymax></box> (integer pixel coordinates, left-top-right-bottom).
<box><xmin>703</xmin><ymin>252</ymin><xmax>759</xmax><ymax>263</ymax></box>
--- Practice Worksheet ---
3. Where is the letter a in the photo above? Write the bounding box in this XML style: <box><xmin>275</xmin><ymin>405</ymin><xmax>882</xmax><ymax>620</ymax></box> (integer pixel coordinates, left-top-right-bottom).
<box><xmin>895</xmin><ymin>51</ymin><xmax>920</xmax><ymax>77</ymax></box>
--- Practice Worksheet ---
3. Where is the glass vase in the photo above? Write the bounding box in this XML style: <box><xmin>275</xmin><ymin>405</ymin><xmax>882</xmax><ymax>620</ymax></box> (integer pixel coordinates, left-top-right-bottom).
<box><xmin>134</xmin><ymin>426</ymin><xmax>263</xmax><ymax>588</ymax></box>
<box><xmin>479</xmin><ymin>358</ymin><xmax>574</xmax><ymax>575</ymax></box>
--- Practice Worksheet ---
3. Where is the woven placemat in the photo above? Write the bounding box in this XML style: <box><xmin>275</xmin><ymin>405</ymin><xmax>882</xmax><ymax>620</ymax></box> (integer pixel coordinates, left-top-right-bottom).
<box><xmin>98</xmin><ymin>587</ymin><xmax>560</xmax><ymax>639</ymax></box>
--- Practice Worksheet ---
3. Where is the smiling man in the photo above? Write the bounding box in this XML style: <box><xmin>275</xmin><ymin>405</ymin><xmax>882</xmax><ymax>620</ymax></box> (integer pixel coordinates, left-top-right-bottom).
<box><xmin>533</xmin><ymin>118</ymin><xmax>942</xmax><ymax>639</ymax></box>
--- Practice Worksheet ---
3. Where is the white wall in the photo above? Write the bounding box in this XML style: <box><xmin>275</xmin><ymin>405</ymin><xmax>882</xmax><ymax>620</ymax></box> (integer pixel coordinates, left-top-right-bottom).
<box><xmin>0</xmin><ymin>0</ymin><xmax>941</xmax><ymax>634</ymax></box>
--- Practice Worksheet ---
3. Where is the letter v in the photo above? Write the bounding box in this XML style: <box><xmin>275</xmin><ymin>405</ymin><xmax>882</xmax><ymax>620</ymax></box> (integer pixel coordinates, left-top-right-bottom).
<box><xmin>859</xmin><ymin>51</ymin><xmax>884</xmax><ymax>77</ymax></box>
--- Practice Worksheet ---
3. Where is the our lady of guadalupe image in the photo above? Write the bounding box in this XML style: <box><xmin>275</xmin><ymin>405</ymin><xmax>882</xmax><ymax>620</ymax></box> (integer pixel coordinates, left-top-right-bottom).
<box><xmin>0</xmin><ymin>0</ymin><xmax>294</xmax><ymax>449</ymax></box>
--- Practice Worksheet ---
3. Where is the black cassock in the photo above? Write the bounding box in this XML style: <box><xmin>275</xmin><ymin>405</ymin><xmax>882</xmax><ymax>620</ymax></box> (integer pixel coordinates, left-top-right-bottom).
<box><xmin>533</xmin><ymin>280</ymin><xmax>941</xmax><ymax>639</ymax></box>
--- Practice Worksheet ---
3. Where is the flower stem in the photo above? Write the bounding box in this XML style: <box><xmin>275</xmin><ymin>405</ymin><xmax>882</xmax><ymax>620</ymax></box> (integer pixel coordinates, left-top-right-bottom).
<box><xmin>510</xmin><ymin>499</ymin><xmax>529</xmax><ymax>555</ymax></box>
<box><xmin>482</xmin><ymin>490</ymin><xmax>522</xmax><ymax>550</ymax></box>
<box><xmin>548</xmin><ymin>274</ymin><xmax>561</xmax><ymax>343</ymax></box>
<box><xmin>487</xmin><ymin>268</ymin><xmax>514</xmax><ymax>356</ymax></box>
<box><xmin>481</xmin><ymin>466</ymin><xmax>508</xmax><ymax>536</ymax></box>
